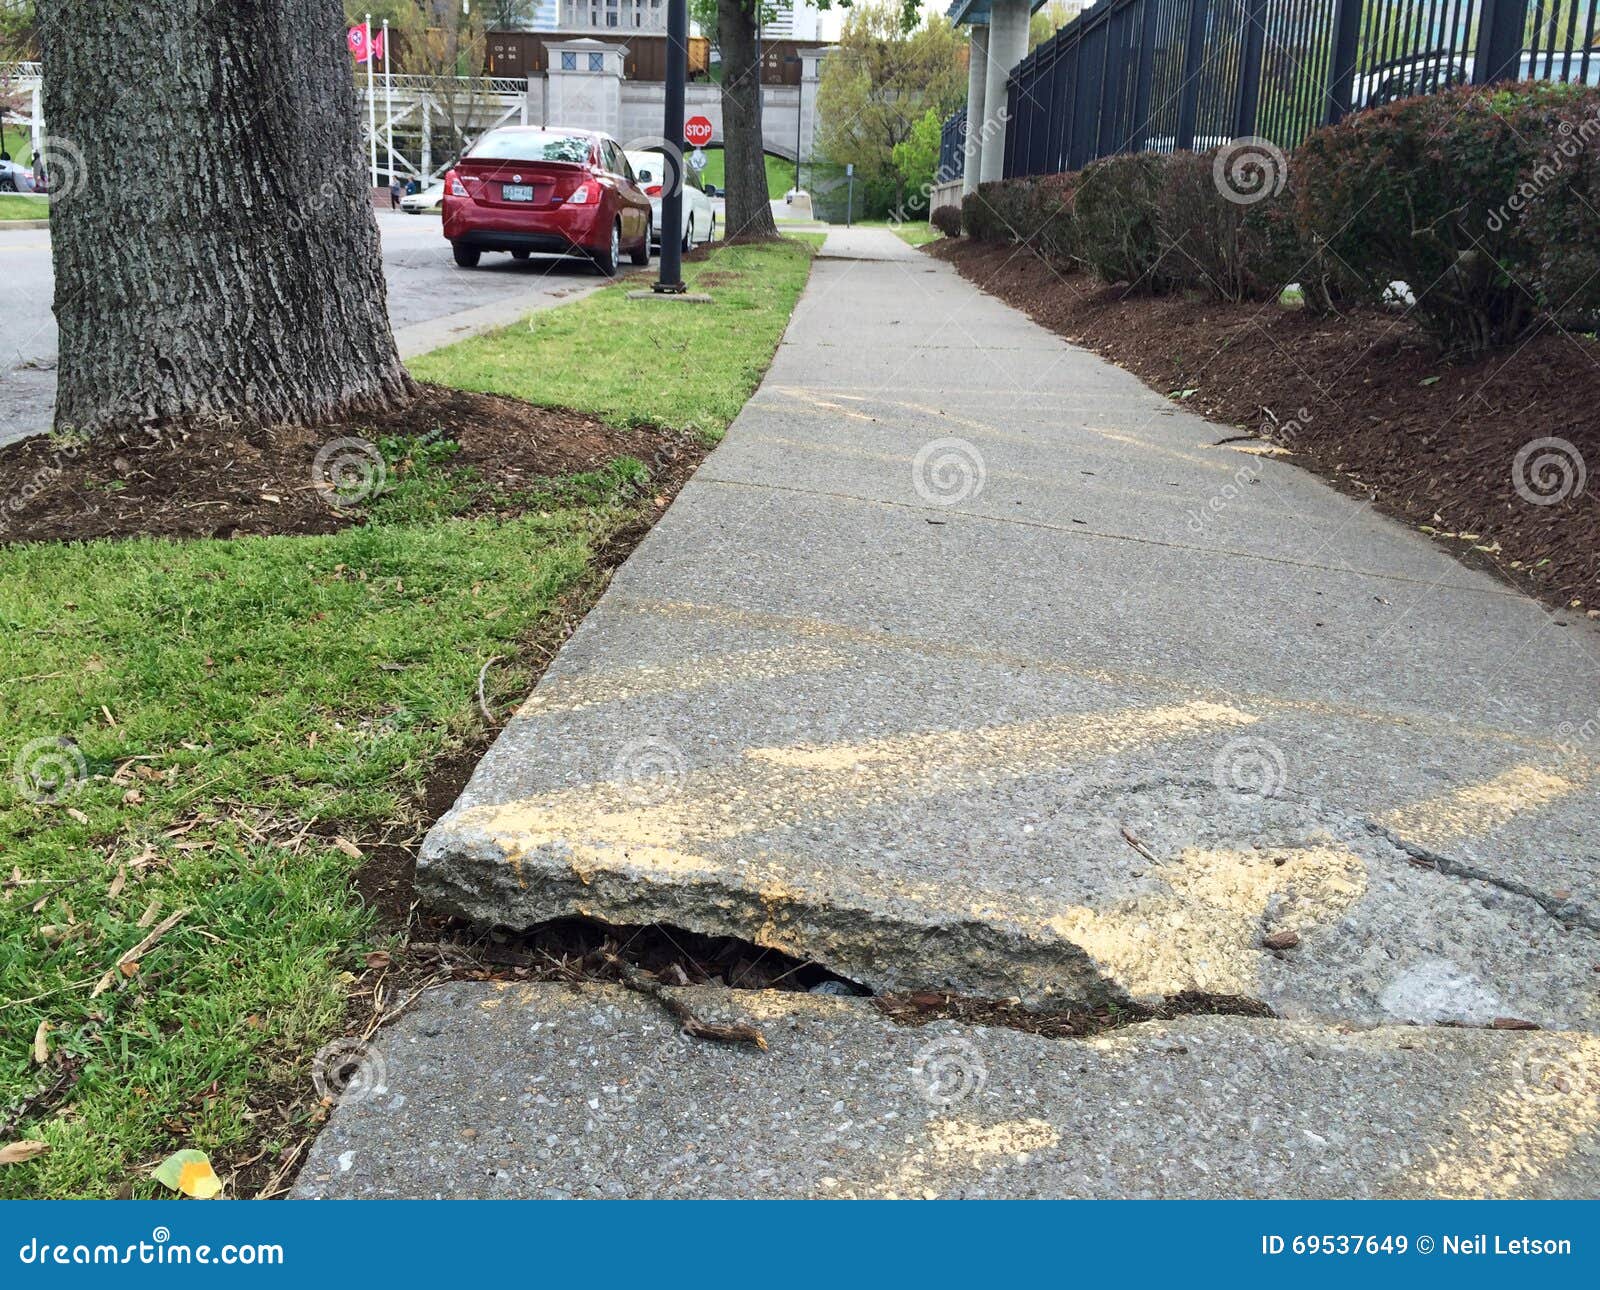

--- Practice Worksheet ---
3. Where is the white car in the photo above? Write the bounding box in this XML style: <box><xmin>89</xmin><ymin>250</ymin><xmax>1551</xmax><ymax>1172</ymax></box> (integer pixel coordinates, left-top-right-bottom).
<box><xmin>624</xmin><ymin>149</ymin><xmax>716</xmax><ymax>251</ymax></box>
<box><xmin>401</xmin><ymin>181</ymin><xmax>445</xmax><ymax>214</ymax></box>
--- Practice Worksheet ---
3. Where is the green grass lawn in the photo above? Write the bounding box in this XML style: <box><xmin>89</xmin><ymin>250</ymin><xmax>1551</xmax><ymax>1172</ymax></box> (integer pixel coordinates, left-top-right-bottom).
<box><xmin>0</xmin><ymin>238</ymin><xmax>815</xmax><ymax>1199</ymax></box>
<box><xmin>413</xmin><ymin>238</ymin><xmax>815</xmax><ymax>435</ymax></box>
<box><xmin>2</xmin><ymin>128</ymin><xmax>35</xmax><ymax>167</ymax></box>
<box><xmin>693</xmin><ymin>147</ymin><xmax>793</xmax><ymax>201</ymax></box>
<box><xmin>848</xmin><ymin>219</ymin><xmax>943</xmax><ymax>248</ymax></box>
<box><xmin>0</xmin><ymin>194</ymin><xmax>47</xmax><ymax>221</ymax></box>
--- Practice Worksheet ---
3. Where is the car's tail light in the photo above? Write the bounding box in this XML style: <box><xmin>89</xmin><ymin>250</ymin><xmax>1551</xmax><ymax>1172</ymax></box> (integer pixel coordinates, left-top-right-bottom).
<box><xmin>644</xmin><ymin>184</ymin><xmax>663</xmax><ymax>197</ymax></box>
<box><xmin>446</xmin><ymin>169</ymin><xmax>468</xmax><ymax>197</ymax></box>
<box><xmin>567</xmin><ymin>179</ymin><xmax>600</xmax><ymax>205</ymax></box>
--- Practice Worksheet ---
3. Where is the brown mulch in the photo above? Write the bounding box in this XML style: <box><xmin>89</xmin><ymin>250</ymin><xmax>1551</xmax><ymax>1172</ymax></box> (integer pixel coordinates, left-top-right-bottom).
<box><xmin>0</xmin><ymin>384</ymin><xmax>686</xmax><ymax>545</ymax></box>
<box><xmin>931</xmin><ymin>239</ymin><xmax>1600</xmax><ymax>616</ymax></box>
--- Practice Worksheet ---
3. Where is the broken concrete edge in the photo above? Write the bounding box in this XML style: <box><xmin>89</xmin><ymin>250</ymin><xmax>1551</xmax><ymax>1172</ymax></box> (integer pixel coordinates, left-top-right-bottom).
<box><xmin>416</xmin><ymin>794</ymin><xmax>1595</xmax><ymax>1034</ymax></box>
<box><xmin>293</xmin><ymin>980</ymin><xmax>1600</xmax><ymax>1200</ymax></box>
<box><xmin>416</xmin><ymin>818</ymin><xmax>1120</xmax><ymax>1012</ymax></box>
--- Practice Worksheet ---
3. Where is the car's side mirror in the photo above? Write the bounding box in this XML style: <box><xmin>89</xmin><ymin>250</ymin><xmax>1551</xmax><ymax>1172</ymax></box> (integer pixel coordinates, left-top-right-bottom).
<box><xmin>639</xmin><ymin>170</ymin><xmax>654</xmax><ymax>182</ymax></box>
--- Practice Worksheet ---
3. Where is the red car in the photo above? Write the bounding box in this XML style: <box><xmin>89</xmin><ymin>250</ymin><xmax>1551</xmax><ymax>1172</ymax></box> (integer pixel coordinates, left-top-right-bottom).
<box><xmin>442</xmin><ymin>127</ymin><xmax>652</xmax><ymax>275</ymax></box>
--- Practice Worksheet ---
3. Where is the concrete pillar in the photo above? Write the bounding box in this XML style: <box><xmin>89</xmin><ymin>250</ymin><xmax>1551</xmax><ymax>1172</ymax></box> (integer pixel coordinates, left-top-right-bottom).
<box><xmin>979</xmin><ymin>0</ymin><xmax>1029</xmax><ymax>185</ymax></box>
<box><xmin>962</xmin><ymin>25</ymin><xmax>988</xmax><ymax>198</ymax></box>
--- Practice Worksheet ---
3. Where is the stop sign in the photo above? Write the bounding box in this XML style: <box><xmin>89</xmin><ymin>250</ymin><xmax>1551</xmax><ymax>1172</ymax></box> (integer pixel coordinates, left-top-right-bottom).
<box><xmin>684</xmin><ymin>116</ymin><xmax>714</xmax><ymax>148</ymax></box>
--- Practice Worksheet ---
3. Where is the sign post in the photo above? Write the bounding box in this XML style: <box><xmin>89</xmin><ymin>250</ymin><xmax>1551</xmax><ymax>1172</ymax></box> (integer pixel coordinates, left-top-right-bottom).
<box><xmin>654</xmin><ymin>0</ymin><xmax>690</xmax><ymax>294</ymax></box>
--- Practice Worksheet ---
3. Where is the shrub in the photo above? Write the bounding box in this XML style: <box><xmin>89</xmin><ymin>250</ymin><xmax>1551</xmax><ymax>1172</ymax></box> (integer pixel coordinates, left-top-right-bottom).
<box><xmin>1074</xmin><ymin>153</ymin><xmax>1171</xmax><ymax>289</ymax></box>
<box><xmin>1292</xmin><ymin>82</ymin><xmax>1600</xmax><ymax>354</ymax></box>
<box><xmin>930</xmin><ymin>203</ymin><xmax>963</xmax><ymax>237</ymax></box>
<box><xmin>961</xmin><ymin>183</ymin><xmax>1010</xmax><ymax>242</ymax></box>
<box><xmin>1155</xmin><ymin>149</ymin><xmax>1290</xmax><ymax>302</ymax></box>
<box><xmin>1519</xmin><ymin>93</ymin><xmax>1600</xmax><ymax>325</ymax></box>
<box><xmin>1031</xmin><ymin>171</ymin><xmax>1080</xmax><ymax>264</ymax></box>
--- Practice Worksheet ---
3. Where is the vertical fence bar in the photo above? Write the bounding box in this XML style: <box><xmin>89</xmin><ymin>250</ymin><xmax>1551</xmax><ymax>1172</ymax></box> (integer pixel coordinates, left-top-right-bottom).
<box><xmin>1324</xmin><ymin>0</ymin><xmax>1365</xmax><ymax>122</ymax></box>
<box><xmin>1176</xmin><ymin>0</ymin><xmax>1213</xmax><ymax>149</ymax></box>
<box><xmin>1132</xmin><ymin>0</ymin><xmax>1159</xmax><ymax>149</ymax></box>
<box><xmin>1233</xmin><ymin>0</ymin><xmax>1267</xmax><ymax>136</ymax></box>
<box><xmin>1473</xmin><ymin>0</ymin><xmax>1532</xmax><ymax>82</ymax></box>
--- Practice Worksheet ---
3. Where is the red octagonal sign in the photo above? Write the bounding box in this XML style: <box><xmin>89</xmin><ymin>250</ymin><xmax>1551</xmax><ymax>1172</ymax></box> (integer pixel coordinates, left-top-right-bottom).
<box><xmin>684</xmin><ymin>116</ymin><xmax>714</xmax><ymax>148</ymax></box>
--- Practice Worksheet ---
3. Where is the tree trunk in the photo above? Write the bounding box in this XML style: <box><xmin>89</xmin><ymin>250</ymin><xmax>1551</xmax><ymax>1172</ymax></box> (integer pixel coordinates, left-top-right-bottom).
<box><xmin>40</xmin><ymin>0</ymin><xmax>414</xmax><ymax>440</ymax></box>
<box><xmin>715</xmin><ymin>0</ymin><xmax>778</xmax><ymax>241</ymax></box>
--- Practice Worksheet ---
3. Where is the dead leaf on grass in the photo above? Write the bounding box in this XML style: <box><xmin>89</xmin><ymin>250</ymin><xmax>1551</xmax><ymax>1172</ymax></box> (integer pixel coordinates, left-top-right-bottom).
<box><xmin>0</xmin><ymin>1141</ymin><xmax>49</xmax><ymax>1165</ymax></box>
<box><xmin>32</xmin><ymin>1020</ymin><xmax>49</xmax><ymax>1064</ymax></box>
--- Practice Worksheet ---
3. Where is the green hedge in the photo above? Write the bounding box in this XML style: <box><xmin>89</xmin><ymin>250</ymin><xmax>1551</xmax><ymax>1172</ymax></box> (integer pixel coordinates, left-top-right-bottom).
<box><xmin>961</xmin><ymin>82</ymin><xmax>1600</xmax><ymax>354</ymax></box>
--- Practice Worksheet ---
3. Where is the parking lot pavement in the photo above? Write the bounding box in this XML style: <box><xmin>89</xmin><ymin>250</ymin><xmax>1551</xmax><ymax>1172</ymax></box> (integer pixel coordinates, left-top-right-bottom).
<box><xmin>0</xmin><ymin>210</ymin><xmax>647</xmax><ymax>447</ymax></box>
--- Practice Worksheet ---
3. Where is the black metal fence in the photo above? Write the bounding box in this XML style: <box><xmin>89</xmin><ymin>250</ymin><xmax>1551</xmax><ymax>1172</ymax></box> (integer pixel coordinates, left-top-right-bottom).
<box><xmin>940</xmin><ymin>107</ymin><xmax>968</xmax><ymax>180</ymax></box>
<box><xmin>944</xmin><ymin>0</ymin><xmax>1600</xmax><ymax>181</ymax></box>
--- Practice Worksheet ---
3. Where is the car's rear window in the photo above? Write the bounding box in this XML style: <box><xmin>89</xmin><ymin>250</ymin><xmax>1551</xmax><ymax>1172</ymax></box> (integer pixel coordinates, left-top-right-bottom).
<box><xmin>469</xmin><ymin>131</ymin><xmax>591</xmax><ymax>163</ymax></box>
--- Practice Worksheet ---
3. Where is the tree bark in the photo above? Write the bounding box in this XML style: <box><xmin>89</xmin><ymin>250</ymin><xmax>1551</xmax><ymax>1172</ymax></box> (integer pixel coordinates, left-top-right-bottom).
<box><xmin>715</xmin><ymin>0</ymin><xmax>778</xmax><ymax>241</ymax></box>
<box><xmin>40</xmin><ymin>0</ymin><xmax>414</xmax><ymax>439</ymax></box>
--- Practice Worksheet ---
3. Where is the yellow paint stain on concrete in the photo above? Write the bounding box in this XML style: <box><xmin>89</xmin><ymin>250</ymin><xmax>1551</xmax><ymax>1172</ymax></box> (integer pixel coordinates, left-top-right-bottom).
<box><xmin>1378</xmin><ymin>765</ymin><xmax>1581</xmax><ymax>850</ymax></box>
<box><xmin>1409</xmin><ymin>1035</ymin><xmax>1600</xmax><ymax>1197</ymax></box>
<box><xmin>617</xmin><ymin>596</ymin><xmax>1584</xmax><ymax>755</ymax></box>
<box><xmin>452</xmin><ymin>700</ymin><xmax>1256</xmax><ymax>910</ymax></box>
<box><xmin>877</xmin><ymin>1118</ymin><xmax>1061</xmax><ymax>1199</ymax></box>
<box><xmin>1046</xmin><ymin>843</ymin><xmax>1368</xmax><ymax>998</ymax></box>
<box><xmin>521</xmin><ymin>645</ymin><xmax>853</xmax><ymax>716</ymax></box>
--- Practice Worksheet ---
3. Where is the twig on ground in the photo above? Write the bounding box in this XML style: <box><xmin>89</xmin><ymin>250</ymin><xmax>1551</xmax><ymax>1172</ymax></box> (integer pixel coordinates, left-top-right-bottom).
<box><xmin>603</xmin><ymin>953</ymin><xmax>767</xmax><ymax>1049</ymax></box>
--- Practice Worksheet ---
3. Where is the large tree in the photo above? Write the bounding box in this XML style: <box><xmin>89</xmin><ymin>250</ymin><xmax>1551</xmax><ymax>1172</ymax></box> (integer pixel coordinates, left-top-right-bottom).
<box><xmin>42</xmin><ymin>0</ymin><xmax>412</xmax><ymax>439</ymax></box>
<box><xmin>707</xmin><ymin>0</ymin><xmax>923</xmax><ymax>241</ymax></box>
<box><xmin>816</xmin><ymin>4</ymin><xmax>964</xmax><ymax>213</ymax></box>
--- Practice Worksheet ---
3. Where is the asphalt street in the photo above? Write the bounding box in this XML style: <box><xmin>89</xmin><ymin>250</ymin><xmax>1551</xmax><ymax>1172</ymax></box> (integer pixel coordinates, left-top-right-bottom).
<box><xmin>0</xmin><ymin>209</ymin><xmax>645</xmax><ymax>446</ymax></box>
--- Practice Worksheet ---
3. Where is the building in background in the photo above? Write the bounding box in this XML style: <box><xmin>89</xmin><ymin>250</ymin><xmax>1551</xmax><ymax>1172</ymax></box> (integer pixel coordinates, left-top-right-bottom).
<box><xmin>558</xmin><ymin>0</ymin><xmax>669</xmax><ymax>31</ymax></box>
<box><xmin>762</xmin><ymin>0</ymin><xmax>825</xmax><ymax>40</ymax></box>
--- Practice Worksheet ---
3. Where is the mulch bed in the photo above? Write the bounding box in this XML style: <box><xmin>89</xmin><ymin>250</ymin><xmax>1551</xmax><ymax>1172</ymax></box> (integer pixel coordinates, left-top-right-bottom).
<box><xmin>0</xmin><ymin>384</ymin><xmax>689</xmax><ymax>545</ymax></box>
<box><xmin>931</xmin><ymin>239</ymin><xmax>1600</xmax><ymax>616</ymax></box>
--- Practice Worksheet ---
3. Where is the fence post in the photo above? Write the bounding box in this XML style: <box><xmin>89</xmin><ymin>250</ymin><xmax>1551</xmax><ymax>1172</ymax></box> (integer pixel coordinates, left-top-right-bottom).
<box><xmin>1233</xmin><ymin>0</ymin><xmax>1267</xmax><ymax>138</ymax></box>
<box><xmin>1472</xmin><ymin>0</ymin><xmax>1531</xmax><ymax>85</ymax></box>
<box><xmin>1131</xmin><ymin>0</ymin><xmax>1158</xmax><ymax>151</ymax></box>
<box><xmin>1175</xmin><ymin>0</ymin><xmax>1212</xmax><ymax>150</ymax></box>
<box><xmin>1323</xmin><ymin>0</ymin><xmax>1364</xmax><ymax>123</ymax></box>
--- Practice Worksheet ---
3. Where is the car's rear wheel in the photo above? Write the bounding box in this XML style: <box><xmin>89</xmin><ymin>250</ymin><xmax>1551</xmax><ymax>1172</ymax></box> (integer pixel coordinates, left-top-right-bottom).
<box><xmin>680</xmin><ymin>217</ymin><xmax>693</xmax><ymax>253</ymax></box>
<box><xmin>511</xmin><ymin>249</ymin><xmax>531</xmax><ymax>261</ymax></box>
<box><xmin>629</xmin><ymin>219</ymin><xmax>650</xmax><ymax>265</ymax></box>
<box><xmin>452</xmin><ymin>243</ymin><xmax>481</xmax><ymax>268</ymax></box>
<box><xmin>708</xmin><ymin>215</ymin><xmax>717</xmax><ymax>243</ymax></box>
<box><xmin>593</xmin><ymin>220</ymin><xmax>620</xmax><ymax>276</ymax></box>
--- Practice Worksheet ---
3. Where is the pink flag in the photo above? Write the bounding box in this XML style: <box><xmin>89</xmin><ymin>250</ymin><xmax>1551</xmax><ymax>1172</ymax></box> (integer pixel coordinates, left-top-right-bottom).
<box><xmin>371</xmin><ymin>30</ymin><xmax>386</xmax><ymax>61</ymax></box>
<box><xmin>347</xmin><ymin>25</ymin><xmax>369</xmax><ymax>61</ymax></box>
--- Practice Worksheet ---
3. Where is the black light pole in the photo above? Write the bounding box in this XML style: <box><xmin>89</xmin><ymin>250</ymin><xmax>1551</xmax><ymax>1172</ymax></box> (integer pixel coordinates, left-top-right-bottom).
<box><xmin>785</xmin><ymin>53</ymin><xmax>802</xmax><ymax>192</ymax></box>
<box><xmin>655</xmin><ymin>0</ymin><xmax>688</xmax><ymax>294</ymax></box>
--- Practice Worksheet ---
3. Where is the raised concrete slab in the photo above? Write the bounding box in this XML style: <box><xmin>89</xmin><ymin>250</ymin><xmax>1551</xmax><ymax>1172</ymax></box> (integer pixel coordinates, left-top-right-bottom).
<box><xmin>293</xmin><ymin>982</ymin><xmax>1600</xmax><ymax>1199</ymax></box>
<box><xmin>419</xmin><ymin>228</ymin><xmax>1600</xmax><ymax>1034</ymax></box>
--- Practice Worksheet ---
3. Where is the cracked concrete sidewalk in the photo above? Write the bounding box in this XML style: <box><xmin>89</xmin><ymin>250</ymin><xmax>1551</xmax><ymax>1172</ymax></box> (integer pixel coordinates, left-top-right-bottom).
<box><xmin>300</xmin><ymin>227</ymin><xmax>1600</xmax><ymax>1198</ymax></box>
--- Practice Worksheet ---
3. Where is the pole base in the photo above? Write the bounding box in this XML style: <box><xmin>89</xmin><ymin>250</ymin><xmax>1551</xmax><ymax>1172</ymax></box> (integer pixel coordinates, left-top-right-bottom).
<box><xmin>651</xmin><ymin>280</ymin><xmax>688</xmax><ymax>294</ymax></box>
<box><xmin>627</xmin><ymin>289</ymin><xmax>715</xmax><ymax>304</ymax></box>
